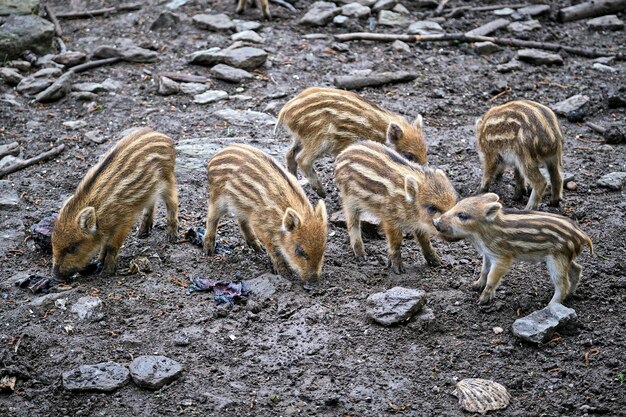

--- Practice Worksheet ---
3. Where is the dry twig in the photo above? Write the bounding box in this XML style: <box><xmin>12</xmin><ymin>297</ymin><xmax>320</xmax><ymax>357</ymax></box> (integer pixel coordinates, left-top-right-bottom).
<box><xmin>0</xmin><ymin>144</ymin><xmax>66</xmax><ymax>178</ymax></box>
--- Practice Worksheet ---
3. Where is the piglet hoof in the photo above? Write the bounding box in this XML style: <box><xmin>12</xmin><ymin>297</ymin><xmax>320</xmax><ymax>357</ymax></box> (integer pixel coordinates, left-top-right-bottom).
<box><xmin>390</xmin><ymin>262</ymin><xmax>405</xmax><ymax>275</ymax></box>
<box><xmin>471</xmin><ymin>279</ymin><xmax>486</xmax><ymax>291</ymax></box>
<box><xmin>548</xmin><ymin>199</ymin><xmax>561</xmax><ymax>207</ymax></box>
<box><xmin>425</xmin><ymin>254</ymin><xmax>441</xmax><ymax>267</ymax></box>
<box><xmin>100</xmin><ymin>264</ymin><xmax>117</xmax><ymax>277</ymax></box>
<box><xmin>478</xmin><ymin>290</ymin><xmax>494</xmax><ymax>304</ymax></box>
<box><xmin>167</xmin><ymin>232</ymin><xmax>178</xmax><ymax>243</ymax></box>
<box><xmin>354</xmin><ymin>254</ymin><xmax>367</xmax><ymax>263</ymax></box>
<box><xmin>204</xmin><ymin>246</ymin><xmax>215</xmax><ymax>256</ymax></box>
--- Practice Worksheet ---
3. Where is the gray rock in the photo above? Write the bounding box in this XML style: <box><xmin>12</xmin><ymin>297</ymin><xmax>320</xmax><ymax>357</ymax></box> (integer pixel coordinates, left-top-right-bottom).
<box><xmin>366</xmin><ymin>287</ymin><xmax>427</xmax><ymax>326</ymax></box>
<box><xmin>496</xmin><ymin>58</ymin><xmax>522</xmax><ymax>73</ymax></box>
<box><xmin>0</xmin><ymin>67</ymin><xmax>23</xmax><ymax>85</ymax></box>
<box><xmin>72</xmin><ymin>82</ymin><xmax>109</xmax><ymax>94</ymax></box>
<box><xmin>52</xmin><ymin>52</ymin><xmax>87</xmax><ymax>67</ymax></box>
<box><xmin>392</xmin><ymin>40</ymin><xmax>411</xmax><ymax>53</ymax></box>
<box><xmin>62</xmin><ymin>362</ymin><xmax>130</xmax><ymax>392</ymax></box>
<box><xmin>157</xmin><ymin>76</ymin><xmax>180</xmax><ymax>96</ymax></box>
<box><xmin>165</xmin><ymin>0</ymin><xmax>188</xmax><ymax>9</ymax></box>
<box><xmin>592</xmin><ymin>63</ymin><xmax>617</xmax><ymax>73</ymax></box>
<box><xmin>235</xmin><ymin>20</ymin><xmax>263</xmax><ymax>32</ymax></box>
<box><xmin>466</xmin><ymin>18</ymin><xmax>510</xmax><ymax>36</ymax></box>
<box><xmin>393</xmin><ymin>3</ymin><xmax>409</xmax><ymax>14</ymax></box>
<box><xmin>179</xmin><ymin>82</ymin><xmax>211</xmax><ymax>95</ymax></box>
<box><xmin>330</xmin><ymin>210</ymin><xmax>380</xmax><ymax>238</ymax></box>
<box><xmin>214</xmin><ymin>109</ymin><xmax>276</xmax><ymax>126</ymax></box>
<box><xmin>190</xmin><ymin>47</ymin><xmax>267</xmax><ymax>70</ymax></box>
<box><xmin>151</xmin><ymin>11</ymin><xmax>182</xmax><ymax>30</ymax></box>
<box><xmin>0</xmin><ymin>15</ymin><xmax>54</xmax><ymax>59</ymax></box>
<box><xmin>517</xmin><ymin>49</ymin><xmax>563</xmax><ymax>66</ymax></box>
<box><xmin>192</xmin><ymin>13</ymin><xmax>235</xmax><ymax>31</ymax></box>
<box><xmin>63</xmin><ymin>120</ymin><xmax>87</xmax><ymax>130</ymax></box>
<box><xmin>231</xmin><ymin>30</ymin><xmax>265</xmax><ymax>43</ymax></box>
<box><xmin>372</xmin><ymin>0</ymin><xmax>397</xmax><ymax>12</ymax></box>
<box><xmin>230</xmin><ymin>94</ymin><xmax>252</xmax><ymax>101</ymax></box>
<box><xmin>91</xmin><ymin>45</ymin><xmax>119</xmax><ymax>59</ymax></box>
<box><xmin>597</xmin><ymin>172</ymin><xmax>626</xmax><ymax>191</ymax></box>
<box><xmin>129</xmin><ymin>355</ymin><xmax>183</xmax><ymax>390</ymax></box>
<box><xmin>586</xmin><ymin>15</ymin><xmax>624</xmax><ymax>31</ymax></box>
<box><xmin>119</xmin><ymin>46</ymin><xmax>159</xmax><ymax>63</ymax></box>
<box><xmin>85</xmin><ymin>130</ymin><xmax>106</xmax><ymax>144</ymax></box>
<box><xmin>210</xmin><ymin>64</ymin><xmax>254</xmax><ymax>83</ymax></box>
<box><xmin>16</xmin><ymin>76</ymin><xmax>54</xmax><ymax>96</ymax></box>
<box><xmin>378</xmin><ymin>10</ymin><xmax>409</xmax><ymax>27</ymax></box>
<box><xmin>69</xmin><ymin>91</ymin><xmax>99</xmax><ymax>101</ymax></box>
<box><xmin>551</xmin><ymin>94</ymin><xmax>589</xmax><ymax>116</ymax></box>
<box><xmin>408</xmin><ymin>20</ymin><xmax>444</xmax><ymax>35</ymax></box>
<box><xmin>193</xmin><ymin>90</ymin><xmax>228</xmax><ymax>104</ymax></box>
<box><xmin>342</xmin><ymin>2</ymin><xmax>371</xmax><ymax>18</ymax></box>
<box><xmin>70</xmin><ymin>296</ymin><xmax>104</xmax><ymax>321</ymax></box>
<box><xmin>474</xmin><ymin>41</ymin><xmax>503</xmax><ymax>55</ymax></box>
<box><xmin>34</xmin><ymin>68</ymin><xmax>63</xmax><ymax>79</ymax></box>
<box><xmin>0</xmin><ymin>0</ymin><xmax>39</xmax><ymax>15</ymax></box>
<box><xmin>336</xmin><ymin>0</ymin><xmax>376</xmax><ymax>5</ymax></box>
<box><xmin>507</xmin><ymin>19</ymin><xmax>541</xmax><ymax>33</ymax></box>
<box><xmin>493</xmin><ymin>7</ymin><xmax>515</xmax><ymax>16</ymax></box>
<box><xmin>300</xmin><ymin>2</ymin><xmax>342</xmax><ymax>26</ymax></box>
<box><xmin>247</xmin><ymin>273</ymin><xmax>293</xmax><ymax>302</ymax></box>
<box><xmin>35</xmin><ymin>71</ymin><xmax>74</xmax><ymax>102</ymax></box>
<box><xmin>100</xmin><ymin>78</ymin><xmax>122</xmax><ymax>91</ymax></box>
<box><xmin>511</xmin><ymin>303</ymin><xmax>578</xmax><ymax>343</ymax></box>
<box><xmin>517</xmin><ymin>5</ymin><xmax>550</xmax><ymax>17</ymax></box>
<box><xmin>593</xmin><ymin>56</ymin><xmax>615</xmax><ymax>65</ymax></box>
<box><xmin>7</xmin><ymin>60</ymin><xmax>31</xmax><ymax>72</ymax></box>
<box><xmin>0</xmin><ymin>180</ymin><xmax>19</xmax><ymax>211</ymax></box>
<box><xmin>333</xmin><ymin>15</ymin><xmax>349</xmax><ymax>25</ymax></box>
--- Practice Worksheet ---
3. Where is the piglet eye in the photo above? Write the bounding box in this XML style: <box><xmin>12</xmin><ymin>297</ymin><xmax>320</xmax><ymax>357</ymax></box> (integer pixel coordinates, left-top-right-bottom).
<box><xmin>295</xmin><ymin>245</ymin><xmax>307</xmax><ymax>259</ymax></box>
<box><xmin>65</xmin><ymin>243</ymin><xmax>79</xmax><ymax>255</ymax></box>
<box><xmin>401</xmin><ymin>152</ymin><xmax>416</xmax><ymax>162</ymax></box>
<box><xmin>426</xmin><ymin>205</ymin><xmax>439</xmax><ymax>215</ymax></box>
<box><xmin>457</xmin><ymin>212</ymin><xmax>470</xmax><ymax>221</ymax></box>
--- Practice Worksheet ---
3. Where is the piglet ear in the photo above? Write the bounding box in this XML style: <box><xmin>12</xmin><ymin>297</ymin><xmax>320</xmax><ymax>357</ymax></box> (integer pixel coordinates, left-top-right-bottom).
<box><xmin>413</xmin><ymin>114</ymin><xmax>423</xmax><ymax>131</ymax></box>
<box><xmin>482</xmin><ymin>193</ymin><xmax>500</xmax><ymax>202</ymax></box>
<box><xmin>78</xmin><ymin>207</ymin><xmax>97</xmax><ymax>235</ymax></box>
<box><xmin>315</xmin><ymin>200</ymin><xmax>327</xmax><ymax>224</ymax></box>
<box><xmin>484</xmin><ymin>202</ymin><xmax>502</xmax><ymax>222</ymax></box>
<box><xmin>475</xmin><ymin>117</ymin><xmax>483</xmax><ymax>133</ymax></box>
<box><xmin>404</xmin><ymin>175</ymin><xmax>420</xmax><ymax>203</ymax></box>
<box><xmin>282</xmin><ymin>208</ymin><xmax>302</xmax><ymax>232</ymax></box>
<box><xmin>386</xmin><ymin>123</ymin><xmax>403</xmax><ymax>146</ymax></box>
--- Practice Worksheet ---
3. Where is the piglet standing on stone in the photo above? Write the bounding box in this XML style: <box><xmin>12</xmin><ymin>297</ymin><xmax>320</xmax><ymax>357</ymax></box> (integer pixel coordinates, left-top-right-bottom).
<box><xmin>433</xmin><ymin>193</ymin><xmax>593</xmax><ymax>305</ymax></box>
<box><xmin>52</xmin><ymin>128</ymin><xmax>179</xmax><ymax>279</ymax></box>
<box><xmin>277</xmin><ymin>87</ymin><xmax>427</xmax><ymax>197</ymax></box>
<box><xmin>334</xmin><ymin>141</ymin><xmax>457</xmax><ymax>274</ymax></box>
<box><xmin>475</xmin><ymin>99</ymin><xmax>564</xmax><ymax>210</ymax></box>
<box><xmin>204</xmin><ymin>144</ymin><xmax>327</xmax><ymax>286</ymax></box>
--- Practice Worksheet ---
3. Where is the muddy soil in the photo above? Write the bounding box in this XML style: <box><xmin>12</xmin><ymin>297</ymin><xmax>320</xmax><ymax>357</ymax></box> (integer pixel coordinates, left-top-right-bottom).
<box><xmin>1</xmin><ymin>1</ymin><xmax>625</xmax><ymax>416</ymax></box>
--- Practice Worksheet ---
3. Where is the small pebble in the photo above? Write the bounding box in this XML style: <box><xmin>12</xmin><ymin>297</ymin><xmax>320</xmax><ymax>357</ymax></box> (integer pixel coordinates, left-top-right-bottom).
<box><xmin>566</xmin><ymin>181</ymin><xmax>577</xmax><ymax>191</ymax></box>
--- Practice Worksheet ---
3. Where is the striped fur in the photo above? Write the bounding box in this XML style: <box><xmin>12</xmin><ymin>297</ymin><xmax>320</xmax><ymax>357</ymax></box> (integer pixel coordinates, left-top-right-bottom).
<box><xmin>204</xmin><ymin>144</ymin><xmax>327</xmax><ymax>283</ymax></box>
<box><xmin>334</xmin><ymin>141</ymin><xmax>457</xmax><ymax>274</ymax></box>
<box><xmin>476</xmin><ymin>99</ymin><xmax>564</xmax><ymax>210</ymax></box>
<box><xmin>433</xmin><ymin>193</ymin><xmax>593</xmax><ymax>305</ymax></box>
<box><xmin>278</xmin><ymin>87</ymin><xmax>426</xmax><ymax>197</ymax></box>
<box><xmin>236</xmin><ymin>0</ymin><xmax>270</xmax><ymax>20</ymax></box>
<box><xmin>52</xmin><ymin>128</ymin><xmax>179</xmax><ymax>278</ymax></box>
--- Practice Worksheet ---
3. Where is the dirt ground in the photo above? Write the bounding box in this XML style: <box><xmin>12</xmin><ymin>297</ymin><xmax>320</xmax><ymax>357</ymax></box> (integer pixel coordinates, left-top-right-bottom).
<box><xmin>1</xmin><ymin>0</ymin><xmax>625</xmax><ymax>415</ymax></box>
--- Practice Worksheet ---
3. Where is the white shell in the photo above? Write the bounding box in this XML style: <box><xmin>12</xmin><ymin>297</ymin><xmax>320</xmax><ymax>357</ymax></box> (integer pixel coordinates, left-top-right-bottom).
<box><xmin>452</xmin><ymin>378</ymin><xmax>511</xmax><ymax>414</ymax></box>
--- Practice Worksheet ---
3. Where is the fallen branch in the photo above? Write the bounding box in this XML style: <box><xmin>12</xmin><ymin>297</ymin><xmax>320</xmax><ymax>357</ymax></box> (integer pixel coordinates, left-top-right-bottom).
<box><xmin>334</xmin><ymin>71</ymin><xmax>417</xmax><ymax>90</ymax></box>
<box><xmin>333</xmin><ymin>32</ymin><xmax>625</xmax><ymax>60</ymax></box>
<box><xmin>446</xmin><ymin>4</ymin><xmax>529</xmax><ymax>18</ymax></box>
<box><xmin>435</xmin><ymin>0</ymin><xmax>451</xmax><ymax>15</ymax></box>
<box><xmin>585</xmin><ymin>121</ymin><xmax>625</xmax><ymax>144</ymax></box>
<box><xmin>54</xmin><ymin>2</ymin><xmax>141</xmax><ymax>19</ymax></box>
<box><xmin>0</xmin><ymin>144</ymin><xmax>66</xmax><ymax>178</ymax></box>
<box><xmin>269</xmin><ymin>0</ymin><xmax>297</xmax><ymax>12</ymax></box>
<box><xmin>558</xmin><ymin>0</ymin><xmax>626</xmax><ymax>23</ymax></box>
<box><xmin>0</xmin><ymin>142</ymin><xmax>20</xmax><ymax>159</ymax></box>
<box><xmin>44</xmin><ymin>4</ymin><xmax>63</xmax><ymax>37</ymax></box>
<box><xmin>70</xmin><ymin>57</ymin><xmax>122</xmax><ymax>73</ymax></box>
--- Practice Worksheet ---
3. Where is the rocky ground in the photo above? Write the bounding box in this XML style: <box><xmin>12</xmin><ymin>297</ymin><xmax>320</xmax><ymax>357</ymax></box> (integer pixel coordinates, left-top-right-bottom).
<box><xmin>0</xmin><ymin>0</ymin><xmax>625</xmax><ymax>416</ymax></box>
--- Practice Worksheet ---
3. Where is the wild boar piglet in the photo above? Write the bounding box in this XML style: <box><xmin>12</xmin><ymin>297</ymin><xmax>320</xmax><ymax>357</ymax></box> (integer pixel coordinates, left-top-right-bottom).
<box><xmin>433</xmin><ymin>193</ymin><xmax>593</xmax><ymax>305</ymax></box>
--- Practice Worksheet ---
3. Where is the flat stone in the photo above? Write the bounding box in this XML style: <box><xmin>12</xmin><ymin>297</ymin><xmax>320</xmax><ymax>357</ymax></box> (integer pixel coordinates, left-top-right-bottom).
<box><xmin>179</xmin><ymin>82</ymin><xmax>211</xmax><ymax>95</ymax></box>
<box><xmin>474</xmin><ymin>41</ymin><xmax>503</xmax><ymax>55</ymax></box>
<box><xmin>213</xmin><ymin>109</ymin><xmax>276</xmax><ymax>126</ymax></box>
<box><xmin>586</xmin><ymin>15</ymin><xmax>624</xmax><ymax>31</ymax></box>
<box><xmin>165</xmin><ymin>0</ymin><xmax>188</xmax><ymax>9</ymax></box>
<box><xmin>52</xmin><ymin>51</ymin><xmax>87</xmax><ymax>67</ymax></box>
<box><xmin>517</xmin><ymin>4</ymin><xmax>550</xmax><ymax>17</ymax></box>
<box><xmin>0</xmin><ymin>14</ymin><xmax>54</xmax><ymax>59</ymax></box>
<box><xmin>192</xmin><ymin>13</ymin><xmax>235</xmax><ymax>31</ymax></box>
<box><xmin>511</xmin><ymin>303</ymin><xmax>578</xmax><ymax>344</ymax></box>
<box><xmin>507</xmin><ymin>19</ymin><xmax>541</xmax><ymax>33</ymax></box>
<box><xmin>366</xmin><ymin>287</ymin><xmax>427</xmax><ymax>326</ymax></box>
<box><xmin>235</xmin><ymin>20</ymin><xmax>263</xmax><ymax>32</ymax></box>
<box><xmin>597</xmin><ymin>172</ymin><xmax>626</xmax><ymax>191</ymax></box>
<box><xmin>408</xmin><ymin>20</ymin><xmax>444</xmax><ymax>35</ymax></box>
<box><xmin>129</xmin><ymin>355</ymin><xmax>183</xmax><ymax>390</ymax></box>
<box><xmin>333</xmin><ymin>15</ymin><xmax>349</xmax><ymax>25</ymax></box>
<box><xmin>210</xmin><ymin>64</ymin><xmax>254</xmax><ymax>83</ymax></box>
<box><xmin>393</xmin><ymin>3</ymin><xmax>409</xmax><ymax>14</ymax></box>
<box><xmin>592</xmin><ymin>63</ymin><xmax>617</xmax><ymax>73</ymax></box>
<box><xmin>0</xmin><ymin>180</ymin><xmax>19</xmax><ymax>211</ymax></box>
<box><xmin>193</xmin><ymin>90</ymin><xmax>228</xmax><ymax>104</ymax></box>
<box><xmin>62</xmin><ymin>362</ymin><xmax>130</xmax><ymax>392</ymax></box>
<box><xmin>63</xmin><ymin>120</ymin><xmax>87</xmax><ymax>130</ymax></box>
<box><xmin>189</xmin><ymin>47</ymin><xmax>267</xmax><ymax>70</ymax></box>
<box><xmin>33</xmin><ymin>68</ymin><xmax>63</xmax><ymax>78</ymax></box>
<box><xmin>72</xmin><ymin>82</ymin><xmax>109</xmax><ymax>94</ymax></box>
<box><xmin>330</xmin><ymin>210</ymin><xmax>381</xmax><ymax>238</ymax></box>
<box><xmin>493</xmin><ymin>7</ymin><xmax>514</xmax><ymax>16</ymax></box>
<box><xmin>7</xmin><ymin>60</ymin><xmax>31</xmax><ymax>72</ymax></box>
<box><xmin>119</xmin><ymin>46</ymin><xmax>159</xmax><ymax>63</ymax></box>
<box><xmin>0</xmin><ymin>0</ymin><xmax>39</xmax><ymax>15</ymax></box>
<box><xmin>157</xmin><ymin>76</ymin><xmax>180</xmax><ymax>95</ymax></box>
<box><xmin>151</xmin><ymin>11</ymin><xmax>181</xmax><ymax>30</ymax></box>
<box><xmin>300</xmin><ymin>2</ymin><xmax>342</xmax><ymax>26</ymax></box>
<box><xmin>372</xmin><ymin>0</ymin><xmax>397</xmax><ymax>12</ymax></box>
<box><xmin>517</xmin><ymin>49</ymin><xmax>563</xmax><ymax>66</ymax></box>
<box><xmin>391</xmin><ymin>40</ymin><xmax>411</xmax><ymax>53</ymax></box>
<box><xmin>0</xmin><ymin>67</ymin><xmax>23</xmax><ymax>85</ymax></box>
<box><xmin>85</xmin><ymin>130</ymin><xmax>106</xmax><ymax>144</ymax></box>
<box><xmin>551</xmin><ymin>94</ymin><xmax>589</xmax><ymax>116</ymax></box>
<box><xmin>247</xmin><ymin>273</ymin><xmax>293</xmax><ymax>302</ymax></box>
<box><xmin>91</xmin><ymin>45</ymin><xmax>119</xmax><ymax>59</ymax></box>
<box><xmin>496</xmin><ymin>58</ymin><xmax>522</xmax><ymax>73</ymax></box>
<box><xmin>342</xmin><ymin>2</ymin><xmax>371</xmax><ymax>18</ymax></box>
<box><xmin>16</xmin><ymin>76</ymin><xmax>54</xmax><ymax>96</ymax></box>
<box><xmin>466</xmin><ymin>18</ymin><xmax>510</xmax><ymax>36</ymax></box>
<box><xmin>378</xmin><ymin>10</ymin><xmax>410</xmax><ymax>27</ymax></box>
<box><xmin>593</xmin><ymin>56</ymin><xmax>615</xmax><ymax>65</ymax></box>
<box><xmin>70</xmin><ymin>91</ymin><xmax>98</xmax><ymax>101</ymax></box>
<box><xmin>71</xmin><ymin>296</ymin><xmax>104</xmax><ymax>321</ymax></box>
<box><xmin>231</xmin><ymin>30</ymin><xmax>265</xmax><ymax>43</ymax></box>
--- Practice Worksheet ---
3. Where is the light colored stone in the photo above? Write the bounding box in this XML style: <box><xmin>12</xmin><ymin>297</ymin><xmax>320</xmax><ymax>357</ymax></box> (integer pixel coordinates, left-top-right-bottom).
<box><xmin>378</xmin><ymin>10</ymin><xmax>410</xmax><ymax>27</ymax></box>
<box><xmin>372</xmin><ymin>0</ymin><xmax>397</xmax><ymax>12</ymax></box>
<box><xmin>63</xmin><ymin>120</ymin><xmax>87</xmax><ymax>130</ymax></box>
<box><xmin>342</xmin><ymin>2</ymin><xmax>371</xmax><ymax>18</ymax></box>
<box><xmin>189</xmin><ymin>47</ymin><xmax>268</xmax><ymax>70</ymax></box>
<box><xmin>192</xmin><ymin>13</ymin><xmax>235</xmax><ymax>31</ymax></box>
<box><xmin>366</xmin><ymin>287</ymin><xmax>427</xmax><ymax>326</ymax></box>
<box><xmin>392</xmin><ymin>3</ymin><xmax>409</xmax><ymax>14</ymax></box>
<box><xmin>593</xmin><ymin>63</ymin><xmax>617</xmax><ymax>73</ymax></box>
<box><xmin>493</xmin><ymin>7</ymin><xmax>514</xmax><ymax>16</ymax></box>
<box><xmin>517</xmin><ymin>5</ymin><xmax>550</xmax><ymax>17</ymax></box>
<box><xmin>408</xmin><ymin>20</ymin><xmax>444</xmax><ymax>35</ymax></box>
<box><xmin>333</xmin><ymin>15</ymin><xmax>349</xmax><ymax>25</ymax></box>
<box><xmin>71</xmin><ymin>296</ymin><xmax>104</xmax><ymax>321</ymax></box>
<box><xmin>474</xmin><ymin>41</ymin><xmax>502</xmax><ymax>55</ymax></box>
<box><xmin>392</xmin><ymin>40</ymin><xmax>411</xmax><ymax>53</ymax></box>
<box><xmin>0</xmin><ymin>67</ymin><xmax>23</xmax><ymax>85</ymax></box>
<box><xmin>150</xmin><ymin>10</ymin><xmax>181</xmax><ymax>30</ymax></box>
<box><xmin>597</xmin><ymin>172</ymin><xmax>626</xmax><ymax>191</ymax></box>
<box><xmin>511</xmin><ymin>303</ymin><xmax>577</xmax><ymax>343</ymax></box>
<box><xmin>0</xmin><ymin>0</ymin><xmax>39</xmax><ymax>15</ymax></box>
<box><xmin>466</xmin><ymin>18</ymin><xmax>510</xmax><ymax>36</ymax></box>
<box><xmin>119</xmin><ymin>46</ymin><xmax>159</xmax><ymax>63</ymax></box>
<box><xmin>300</xmin><ymin>2</ymin><xmax>342</xmax><ymax>26</ymax></box>
<box><xmin>193</xmin><ymin>90</ymin><xmax>228</xmax><ymax>104</ymax></box>
<box><xmin>517</xmin><ymin>49</ymin><xmax>563</xmax><ymax>66</ymax></box>
<box><xmin>157</xmin><ymin>76</ymin><xmax>180</xmax><ymax>96</ymax></box>
<box><xmin>0</xmin><ymin>14</ymin><xmax>53</xmax><ymax>59</ymax></box>
<box><xmin>52</xmin><ymin>52</ymin><xmax>87</xmax><ymax>67</ymax></box>
<box><xmin>213</xmin><ymin>108</ymin><xmax>276</xmax><ymax>126</ymax></box>
<box><xmin>231</xmin><ymin>30</ymin><xmax>265</xmax><ymax>43</ymax></box>
<box><xmin>0</xmin><ymin>180</ymin><xmax>19</xmax><ymax>211</ymax></box>
<box><xmin>235</xmin><ymin>20</ymin><xmax>263</xmax><ymax>32</ymax></box>
<box><xmin>586</xmin><ymin>15</ymin><xmax>624</xmax><ymax>31</ymax></box>
<box><xmin>16</xmin><ymin>76</ymin><xmax>54</xmax><ymax>96</ymax></box>
<box><xmin>62</xmin><ymin>362</ymin><xmax>130</xmax><ymax>392</ymax></box>
<box><xmin>129</xmin><ymin>356</ymin><xmax>183</xmax><ymax>390</ymax></box>
<box><xmin>496</xmin><ymin>58</ymin><xmax>522</xmax><ymax>73</ymax></box>
<box><xmin>179</xmin><ymin>82</ymin><xmax>211</xmax><ymax>95</ymax></box>
<box><xmin>210</xmin><ymin>64</ymin><xmax>254</xmax><ymax>83</ymax></box>
<box><xmin>507</xmin><ymin>19</ymin><xmax>541</xmax><ymax>33</ymax></box>
<box><xmin>551</xmin><ymin>94</ymin><xmax>589</xmax><ymax>116</ymax></box>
